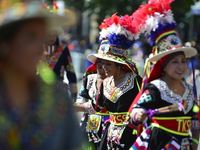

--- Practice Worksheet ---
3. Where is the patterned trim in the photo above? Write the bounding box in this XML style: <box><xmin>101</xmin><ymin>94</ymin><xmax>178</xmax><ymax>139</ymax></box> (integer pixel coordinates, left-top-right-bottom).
<box><xmin>156</xmin><ymin>31</ymin><xmax>182</xmax><ymax>53</ymax></box>
<box><xmin>99</xmin><ymin>43</ymin><xmax>128</xmax><ymax>57</ymax></box>
<box><xmin>69</xmin><ymin>83</ymin><xmax>78</xmax><ymax>94</ymax></box>
<box><xmin>41</xmin><ymin>45</ymin><xmax>65</xmax><ymax>70</ymax></box>
<box><xmin>60</xmin><ymin>65</ymin><xmax>64</xmax><ymax>77</ymax></box>
<box><xmin>66</xmin><ymin>58</ymin><xmax>75</xmax><ymax>73</ymax></box>
<box><xmin>138</xmin><ymin>90</ymin><xmax>152</xmax><ymax>104</ymax></box>
<box><xmin>103</xmin><ymin>72</ymin><xmax>136</xmax><ymax>103</ymax></box>
<box><xmin>151</xmin><ymin>79</ymin><xmax>194</xmax><ymax>114</ymax></box>
<box><xmin>84</xmin><ymin>101</ymin><xmax>96</xmax><ymax>115</ymax></box>
<box><xmin>131</xmin><ymin>128</ymin><xmax>152</xmax><ymax>150</ymax></box>
<box><xmin>86</xmin><ymin>74</ymin><xmax>98</xmax><ymax>104</ymax></box>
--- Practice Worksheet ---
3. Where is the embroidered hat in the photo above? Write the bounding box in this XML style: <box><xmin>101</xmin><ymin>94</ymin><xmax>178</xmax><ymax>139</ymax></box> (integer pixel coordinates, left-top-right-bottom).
<box><xmin>0</xmin><ymin>1</ymin><xmax>73</xmax><ymax>30</ymax></box>
<box><xmin>131</xmin><ymin>0</ymin><xmax>197</xmax><ymax>62</ymax></box>
<box><xmin>87</xmin><ymin>14</ymin><xmax>140</xmax><ymax>73</ymax></box>
<box><xmin>87</xmin><ymin>39</ymin><xmax>128</xmax><ymax>65</ymax></box>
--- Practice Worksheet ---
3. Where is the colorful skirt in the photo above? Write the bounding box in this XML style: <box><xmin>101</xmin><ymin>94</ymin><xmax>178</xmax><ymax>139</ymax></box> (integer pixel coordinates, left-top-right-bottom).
<box><xmin>98</xmin><ymin>122</ymin><xmax>137</xmax><ymax>150</ymax></box>
<box><xmin>130</xmin><ymin>127</ymin><xmax>192</xmax><ymax>150</ymax></box>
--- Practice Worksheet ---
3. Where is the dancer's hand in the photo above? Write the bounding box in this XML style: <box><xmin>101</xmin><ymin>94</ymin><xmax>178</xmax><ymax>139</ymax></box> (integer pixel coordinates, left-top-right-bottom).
<box><xmin>132</xmin><ymin>109</ymin><xmax>147</xmax><ymax>123</ymax></box>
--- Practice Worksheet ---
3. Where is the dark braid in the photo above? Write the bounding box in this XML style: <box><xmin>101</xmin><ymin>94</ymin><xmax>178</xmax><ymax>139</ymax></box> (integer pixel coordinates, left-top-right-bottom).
<box><xmin>162</xmin><ymin>51</ymin><xmax>185</xmax><ymax>69</ymax></box>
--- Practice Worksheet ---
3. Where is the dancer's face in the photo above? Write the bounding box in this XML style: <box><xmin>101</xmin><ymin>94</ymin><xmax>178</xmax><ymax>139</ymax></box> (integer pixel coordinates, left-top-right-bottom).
<box><xmin>102</xmin><ymin>60</ymin><xmax>118</xmax><ymax>77</ymax></box>
<box><xmin>96</xmin><ymin>62</ymin><xmax>106</xmax><ymax>79</ymax></box>
<box><xmin>163</xmin><ymin>54</ymin><xmax>187</xmax><ymax>80</ymax></box>
<box><xmin>46</xmin><ymin>30</ymin><xmax>57</xmax><ymax>46</ymax></box>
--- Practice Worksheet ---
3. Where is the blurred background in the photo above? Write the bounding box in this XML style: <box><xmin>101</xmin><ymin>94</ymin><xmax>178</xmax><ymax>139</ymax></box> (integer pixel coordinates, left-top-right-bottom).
<box><xmin>39</xmin><ymin>0</ymin><xmax>200</xmax><ymax>81</ymax></box>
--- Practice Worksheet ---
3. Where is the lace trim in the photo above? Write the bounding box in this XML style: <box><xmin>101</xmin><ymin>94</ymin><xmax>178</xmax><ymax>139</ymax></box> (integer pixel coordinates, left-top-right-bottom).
<box><xmin>103</xmin><ymin>72</ymin><xmax>136</xmax><ymax>103</ymax></box>
<box><xmin>151</xmin><ymin>79</ymin><xmax>194</xmax><ymax>114</ymax></box>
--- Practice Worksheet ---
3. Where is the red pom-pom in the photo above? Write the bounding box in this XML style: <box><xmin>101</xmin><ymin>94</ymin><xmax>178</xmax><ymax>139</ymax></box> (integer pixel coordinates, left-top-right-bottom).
<box><xmin>99</xmin><ymin>13</ymin><xmax>139</xmax><ymax>35</ymax></box>
<box><xmin>99</xmin><ymin>13</ymin><xmax>120</xmax><ymax>29</ymax></box>
<box><xmin>119</xmin><ymin>15</ymin><xmax>138</xmax><ymax>34</ymax></box>
<box><xmin>131</xmin><ymin>4</ymin><xmax>150</xmax><ymax>30</ymax></box>
<box><xmin>131</xmin><ymin>0</ymin><xmax>174</xmax><ymax>33</ymax></box>
<box><xmin>148</xmin><ymin>0</ymin><xmax>174</xmax><ymax>14</ymax></box>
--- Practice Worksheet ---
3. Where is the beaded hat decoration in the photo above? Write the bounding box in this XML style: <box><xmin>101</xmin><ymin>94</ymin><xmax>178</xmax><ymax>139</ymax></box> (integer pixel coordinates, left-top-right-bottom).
<box><xmin>0</xmin><ymin>1</ymin><xmax>74</xmax><ymax>30</ymax></box>
<box><xmin>87</xmin><ymin>14</ymin><xmax>140</xmax><ymax>73</ymax></box>
<box><xmin>131</xmin><ymin>0</ymin><xmax>197</xmax><ymax>62</ymax></box>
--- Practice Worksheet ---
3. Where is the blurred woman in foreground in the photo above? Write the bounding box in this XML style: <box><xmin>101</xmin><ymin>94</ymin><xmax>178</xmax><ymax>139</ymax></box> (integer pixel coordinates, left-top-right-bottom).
<box><xmin>0</xmin><ymin>1</ymin><xmax>82</xmax><ymax>150</ymax></box>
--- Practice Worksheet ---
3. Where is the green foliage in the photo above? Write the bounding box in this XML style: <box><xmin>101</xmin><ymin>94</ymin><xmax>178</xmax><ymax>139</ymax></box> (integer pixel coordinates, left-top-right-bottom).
<box><xmin>171</xmin><ymin>0</ymin><xmax>194</xmax><ymax>24</ymax></box>
<box><xmin>64</xmin><ymin>0</ymin><xmax>146</xmax><ymax>22</ymax></box>
<box><xmin>63</xmin><ymin>0</ymin><xmax>200</xmax><ymax>41</ymax></box>
<box><xmin>64</xmin><ymin>0</ymin><xmax>196</xmax><ymax>24</ymax></box>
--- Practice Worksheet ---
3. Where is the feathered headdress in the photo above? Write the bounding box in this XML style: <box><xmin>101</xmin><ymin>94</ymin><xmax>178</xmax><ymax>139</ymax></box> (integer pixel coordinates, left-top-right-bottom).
<box><xmin>129</xmin><ymin>0</ymin><xmax>197</xmax><ymax>88</ymax></box>
<box><xmin>131</xmin><ymin>0</ymin><xmax>196</xmax><ymax>62</ymax></box>
<box><xmin>99</xmin><ymin>13</ymin><xmax>140</xmax><ymax>49</ymax></box>
<box><xmin>87</xmin><ymin>13</ymin><xmax>140</xmax><ymax>74</ymax></box>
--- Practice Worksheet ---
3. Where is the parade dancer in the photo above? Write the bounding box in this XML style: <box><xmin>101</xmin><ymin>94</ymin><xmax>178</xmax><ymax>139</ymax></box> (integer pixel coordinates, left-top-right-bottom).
<box><xmin>129</xmin><ymin>0</ymin><xmax>200</xmax><ymax>149</ymax></box>
<box><xmin>87</xmin><ymin>14</ymin><xmax>142</xmax><ymax>150</ymax></box>
<box><xmin>40</xmin><ymin>2</ymin><xmax>77</xmax><ymax>101</ymax></box>
<box><xmin>74</xmin><ymin>58</ymin><xmax>109</xmax><ymax>149</ymax></box>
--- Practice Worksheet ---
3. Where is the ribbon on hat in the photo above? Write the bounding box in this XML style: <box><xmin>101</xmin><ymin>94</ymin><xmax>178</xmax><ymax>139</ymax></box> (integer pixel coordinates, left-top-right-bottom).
<box><xmin>123</xmin><ymin>59</ymin><xmax>139</xmax><ymax>75</ymax></box>
<box><xmin>146</xmin><ymin>53</ymin><xmax>171</xmax><ymax>84</ymax></box>
<box><xmin>114</xmin><ymin>56</ymin><xmax>139</xmax><ymax>75</ymax></box>
<box><xmin>141</xmin><ymin>59</ymin><xmax>155</xmax><ymax>89</ymax></box>
<box><xmin>146</xmin><ymin>51</ymin><xmax>185</xmax><ymax>84</ymax></box>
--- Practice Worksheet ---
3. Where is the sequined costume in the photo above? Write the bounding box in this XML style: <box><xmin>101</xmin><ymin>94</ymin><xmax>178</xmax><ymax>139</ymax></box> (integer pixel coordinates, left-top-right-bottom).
<box><xmin>41</xmin><ymin>44</ymin><xmax>77</xmax><ymax>99</ymax></box>
<box><xmin>98</xmin><ymin>73</ymin><xmax>142</xmax><ymax>150</ymax></box>
<box><xmin>76</xmin><ymin>74</ymin><xmax>109</xmax><ymax>149</ymax></box>
<box><xmin>130</xmin><ymin>79</ymin><xmax>199</xmax><ymax>150</ymax></box>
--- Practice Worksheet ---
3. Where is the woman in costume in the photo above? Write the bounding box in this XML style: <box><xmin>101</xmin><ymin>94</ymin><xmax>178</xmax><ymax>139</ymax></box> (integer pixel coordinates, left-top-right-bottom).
<box><xmin>0</xmin><ymin>1</ymin><xmax>82</xmax><ymax>149</ymax></box>
<box><xmin>87</xmin><ymin>14</ymin><xmax>142</xmax><ymax>150</ymax></box>
<box><xmin>40</xmin><ymin>22</ymin><xmax>77</xmax><ymax>101</ymax></box>
<box><xmin>74</xmin><ymin>58</ymin><xmax>109</xmax><ymax>149</ymax></box>
<box><xmin>129</xmin><ymin>1</ymin><xmax>200</xmax><ymax>149</ymax></box>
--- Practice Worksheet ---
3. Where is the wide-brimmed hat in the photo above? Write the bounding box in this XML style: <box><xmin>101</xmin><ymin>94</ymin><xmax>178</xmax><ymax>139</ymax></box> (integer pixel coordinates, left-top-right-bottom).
<box><xmin>131</xmin><ymin>0</ymin><xmax>197</xmax><ymax>62</ymax></box>
<box><xmin>87</xmin><ymin>14</ymin><xmax>141</xmax><ymax>74</ymax></box>
<box><xmin>148</xmin><ymin>29</ymin><xmax>197</xmax><ymax>61</ymax></box>
<box><xmin>0</xmin><ymin>1</ymin><xmax>73</xmax><ymax>30</ymax></box>
<box><xmin>87</xmin><ymin>39</ymin><xmax>128</xmax><ymax>65</ymax></box>
<box><xmin>130</xmin><ymin>0</ymin><xmax>198</xmax><ymax>85</ymax></box>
